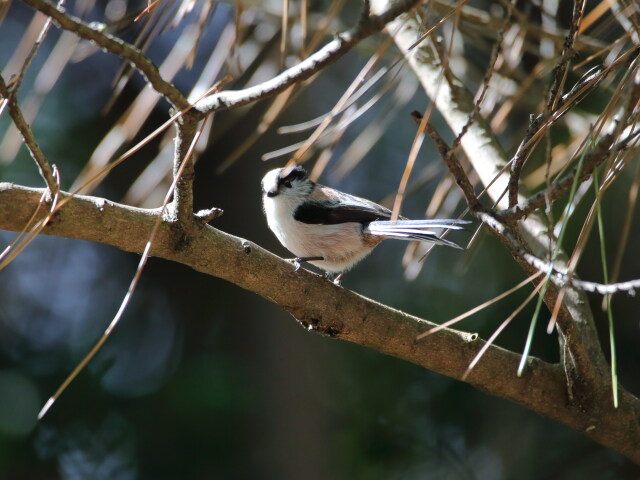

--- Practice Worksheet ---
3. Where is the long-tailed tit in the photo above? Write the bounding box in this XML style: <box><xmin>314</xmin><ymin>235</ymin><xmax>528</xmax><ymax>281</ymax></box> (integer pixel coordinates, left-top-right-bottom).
<box><xmin>262</xmin><ymin>166</ymin><xmax>469</xmax><ymax>280</ymax></box>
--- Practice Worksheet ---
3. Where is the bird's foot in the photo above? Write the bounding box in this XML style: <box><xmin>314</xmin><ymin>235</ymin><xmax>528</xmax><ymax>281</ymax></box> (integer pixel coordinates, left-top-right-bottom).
<box><xmin>288</xmin><ymin>258</ymin><xmax>302</xmax><ymax>272</ymax></box>
<box><xmin>323</xmin><ymin>272</ymin><xmax>344</xmax><ymax>286</ymax></box>
<box><xmin>287</xmin><ymin>256</ymin><xmax>324</xmax><ymax>272</ymax></box>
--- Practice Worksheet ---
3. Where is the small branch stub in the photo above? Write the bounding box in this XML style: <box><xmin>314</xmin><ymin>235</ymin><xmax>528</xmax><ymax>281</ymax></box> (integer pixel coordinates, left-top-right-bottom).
<box><xmin>195</xmin><ymin>207</ymin><xmax>224</xmax><ymax>224</ymax></box>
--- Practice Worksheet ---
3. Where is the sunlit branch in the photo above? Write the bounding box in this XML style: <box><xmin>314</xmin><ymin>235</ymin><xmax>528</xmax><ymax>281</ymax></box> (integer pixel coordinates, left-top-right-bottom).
<box><xmin>478</xmin><ymin>211</ymin><xmax>640</xmax><ymax>296</ymax></box>
<box><xmin>1</xmin><ymin>181</ymin><xmax>640</xmax><ymax>463</ymax></box>
<box><xmin>20</xmin><ymin>0</ymin><xmax>191</xmax><ymax>111</ymax></box>
<box><xmin>194</xmin><ymin>0</ymin><xmax>422</xmax><ymax>114</ymax></box>
<box><xmin>371</xmin><ymin>0</ymin><xmax>610</xmax><ymax>398</ymax></box>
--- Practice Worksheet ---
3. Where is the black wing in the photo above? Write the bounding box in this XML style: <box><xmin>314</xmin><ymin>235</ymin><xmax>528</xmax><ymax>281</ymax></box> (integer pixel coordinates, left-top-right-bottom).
<box><xmin>294</xmin><ymin>198</ymin><xmax>392</xmax><ymax>225</ymax></box>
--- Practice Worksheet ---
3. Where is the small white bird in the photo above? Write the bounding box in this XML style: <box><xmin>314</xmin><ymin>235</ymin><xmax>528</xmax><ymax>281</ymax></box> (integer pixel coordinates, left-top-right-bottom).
<box><xmin>261</xmin><ymin>166</ymin><xmax>469</xmax><ymax>281</ymax></box>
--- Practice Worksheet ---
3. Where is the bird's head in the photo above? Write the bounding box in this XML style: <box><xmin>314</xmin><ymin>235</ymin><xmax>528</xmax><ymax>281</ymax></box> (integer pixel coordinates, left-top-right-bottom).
<box><xmin>261</xmin><ymin>166</ymin><xmax>315</xmax><ymax>199</ymax></box>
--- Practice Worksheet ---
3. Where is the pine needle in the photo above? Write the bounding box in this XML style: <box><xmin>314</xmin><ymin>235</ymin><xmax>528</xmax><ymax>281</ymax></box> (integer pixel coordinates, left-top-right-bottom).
<box><xmin>593</xmin><ymin>168</ymin><xmax>618</xmax><ymax>407</ymax></box>
<box><xmin>464</xmin><ymin>278</ymin><xmax>545</xmax><ymax>380</ymax></box>
<box><xmin>38</xmin><ymin>116</ymin><xmax>209</xmax><ymax>419</ymax></box>
<box><xmin>417</xmin><ymin>270</ymin><xmax>543</xmax><ymax>340</ymax></box>
<box><xmin>520</xmin><ymin>138</ymin><xmax>589</xmax><ymax>374</ymax></box>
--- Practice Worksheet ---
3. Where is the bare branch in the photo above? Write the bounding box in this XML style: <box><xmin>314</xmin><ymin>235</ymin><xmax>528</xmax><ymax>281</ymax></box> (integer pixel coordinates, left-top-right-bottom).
<box><xmin>419</xmin><ymin>115</ymin><xmax>640</xmax><ymax>294</ymax></box>
<box><xmin>500</xmin><ymin>132</ymin><xmax>619</xmax><ymax>222</ymax></box>
<box><xmin>429</xmin><ymin>0</ymin><xmax>606</xmax><ymax>53</ymax></box>
<box><xmin>20</xmin><ymin>0</ymin><xmax>191</xmax><ymax>111</ymax></box>
<box><xmin>546</xmin><ymin>0</ymin><xmax>586</xmax><ymax>113</ymax></box>
<box><xmin>506</xmin><ymin>46</ymin><xmax>640</xmax><ymax>208</ymax></box>
<box><xmin>480</xmin><ymin>210</ymin><xmax>640</xmax><ymax>296</ymax></box>
<box><xmin>411</xmin><ymin>111</ymin><xmax>481</xmax><ymax>211</ymax></box>
<box><xmin>507</xmin><ymin>114</ymin><xmax>543</xmax><ymax>208</ymax></box>
<box><xmin>1</xmin><ymin>182</ymin><xmax>640</xmax><ymax>463</ymax></box>
<box><xmin>10</xmin><ymin>0</ymin><xmax>64</xmax><ymax>94</ymax></box>
<box><xmin>194</xmin><ymin>0</ymin><xmax>422</xmax><ymax>114</ymax></box>
<box><xmin>371</xmin><ymin>0</ymin><xmax>610</xmax><ymax>396</ymax></box>
<box><xmin>170</xmin><ymin>114</ymin><xmax>201</xmax><ymax>223</ymax></box>
<box><xmin>0</xmin><ymin>75</ymin><xmax>58</xmax><ymax>195</ymax></box>
<box><xmin>5</xmin><ymin>0</ymin><xmax>640</xmax><ymax>465</ymax></box>
<box><xmin>506</xmin><ymin>0</ymin><xmax>586</xmax><ymax>208</ymax></box>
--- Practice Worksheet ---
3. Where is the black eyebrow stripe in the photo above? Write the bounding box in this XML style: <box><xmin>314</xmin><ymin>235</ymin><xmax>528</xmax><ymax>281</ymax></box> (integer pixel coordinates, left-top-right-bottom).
<box><xmin>278</xmin><ymin>166</ymin><xmax>308</xmax><ymax>185</ymax></box>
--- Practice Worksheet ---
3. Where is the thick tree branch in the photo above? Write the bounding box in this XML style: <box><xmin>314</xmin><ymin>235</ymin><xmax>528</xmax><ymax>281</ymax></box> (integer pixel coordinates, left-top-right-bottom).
<box><xmin>6</xmin><ymin>0</ymin><xmax>639</xmax><ymax>464</ymax></box>
<box><xmin>415</xmin><ymin>117</ymin><xmax>640</xmax><ymax>396</ymax></box>
<box><xmin>1</xmin><ymin>182</ymin><xmax>640</xmax><ymax>462</ymax></box>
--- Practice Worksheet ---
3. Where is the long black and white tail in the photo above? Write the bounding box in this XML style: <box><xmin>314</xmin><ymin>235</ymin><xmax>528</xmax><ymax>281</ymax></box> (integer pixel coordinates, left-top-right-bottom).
<box><xmin>364</xmin><ymin>219</ymin><xmax>470</xmax><ymax>249</ymax></box>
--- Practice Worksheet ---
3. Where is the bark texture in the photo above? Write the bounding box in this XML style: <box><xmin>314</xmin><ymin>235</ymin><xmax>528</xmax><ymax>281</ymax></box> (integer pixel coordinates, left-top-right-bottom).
<box><xmin>1</xmin><ymin>183</ymin><xmax>639</xmax><ymax>463</ymax></box>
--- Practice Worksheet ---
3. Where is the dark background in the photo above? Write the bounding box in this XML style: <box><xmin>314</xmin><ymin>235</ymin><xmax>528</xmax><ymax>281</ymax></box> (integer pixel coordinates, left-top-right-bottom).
<box><xmin>1</xmin><ymin>0</ymin><xmax>640</xmax><ymax>478</ymax></box>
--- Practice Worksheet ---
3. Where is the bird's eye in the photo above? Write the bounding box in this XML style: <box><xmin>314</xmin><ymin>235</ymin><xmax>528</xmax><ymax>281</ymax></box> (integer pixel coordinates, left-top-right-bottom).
<box><xmin>283</xmin><ymin>180</ymin><xmax>292</xmax><ymax>188</ymax></box>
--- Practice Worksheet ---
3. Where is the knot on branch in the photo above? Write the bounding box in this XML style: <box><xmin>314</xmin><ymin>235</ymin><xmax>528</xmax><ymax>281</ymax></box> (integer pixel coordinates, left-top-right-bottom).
<box><xmin>291</xmin><ymin>311</ymin><xmax>344</xmax><ymax>337</ymax></box>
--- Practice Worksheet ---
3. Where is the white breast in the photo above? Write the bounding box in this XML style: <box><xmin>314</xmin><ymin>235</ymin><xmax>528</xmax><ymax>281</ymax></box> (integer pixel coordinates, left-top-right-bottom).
<box><xmin>263</xmin><ymin>194</ymin><xmax>374</xmax><ymax>273</ymax></box>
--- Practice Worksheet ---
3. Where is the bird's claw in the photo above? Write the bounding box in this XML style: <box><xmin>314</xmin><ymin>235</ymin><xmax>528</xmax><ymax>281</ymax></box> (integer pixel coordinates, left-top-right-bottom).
<box><xmin>287</xmin><ymin>256</ymin><xmax>324</xmax><ymax>273</ymax></box>
<box><xmin>323</xmin><ymin>272</ymin><xmax>343</xmax><ymax>286</ymax></box>
<box><xmin>288</xmin><ymin>258</ymin><xmax>303</xmax><ymax>272</ymax></box>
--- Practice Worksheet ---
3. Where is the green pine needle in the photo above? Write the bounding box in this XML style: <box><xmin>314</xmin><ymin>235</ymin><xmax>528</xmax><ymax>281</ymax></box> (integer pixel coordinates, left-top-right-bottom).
<box><xmin>593</xmin><ymin>168</ymin><xmax>619</xmax><ymax>408</ymax></box>
<box><xmin>517</xmin><ymin>269</ymin><xmax>551</xmax><ymax>376</ymax></box>
<box><xmin>517</xmin><ymin>140</ymin><xmax>590</xmax><ymax>376</ymax></box>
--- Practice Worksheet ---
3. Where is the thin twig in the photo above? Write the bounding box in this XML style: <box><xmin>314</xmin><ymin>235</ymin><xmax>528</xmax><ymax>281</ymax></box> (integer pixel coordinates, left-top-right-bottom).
<box><xmin>546</xmin><ymin>0</ymin><xmax>587</xmax><ymax>113</ymax></box>
<box><xmin>38</xmin><ymin>115</ymin><xmax>209</xmax><ymax>419</ymax></box>
<box><xmin>507</xmin><ymin>0</ymin><xmax>595</xmax><ymax>208</ymax></box>
<box><xmin>9</xmin><ymin>0</ymin><xmax>66</xmax><ymax>94</ymax></box>
<box><xmin>507</xmin><ymin>114</ymin><xmax>543</xmax><ymax>208</ymax></box>
<box><xmin>450</xmin><ymin>0</ymin><xmax>515</xmax><ymax>155</ymax></box>
<box><xmin>479</xmin><ymin>211</ymin><xmax>640</xmax><ymax>295</ymax></box>
<box><xmin>412</xmin><ymin>111</ymin><xmax>482</xmax><ymax>211</ymax></box>
<box><xmin>0</xmin><ymin>75</ymin><xmax>58</xmax><ymax>195</ymax></box>
<box><xmin>21</xmin><ymin>0</ymin><xmax>191</xmax><ymax>111</ymax></box>
<box><xmin>498</xmin><ymin>132</ymin><xmax>623</xmax><ymax>222</ymax></box>
<box><xmin>429</xmin><ymin>0</ymin><xmax>605</xmax><ymax>53</ymax></box>
<box><xmin>194</xmin><ymin>0</ymin><xmax>422</xmax><ymax>114</ymax></box>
